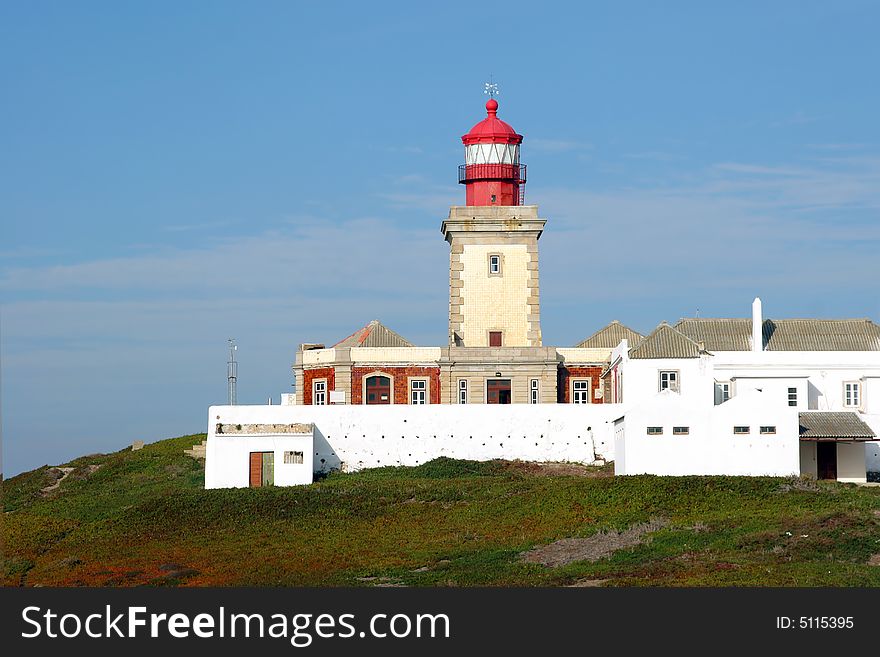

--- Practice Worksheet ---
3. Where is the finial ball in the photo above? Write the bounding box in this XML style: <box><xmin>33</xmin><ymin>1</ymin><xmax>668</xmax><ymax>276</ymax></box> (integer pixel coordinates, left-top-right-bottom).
<box><xmin>486</xmin><ymin>98</ymin><xmax>498</xmax><ymax>113</ymax></box>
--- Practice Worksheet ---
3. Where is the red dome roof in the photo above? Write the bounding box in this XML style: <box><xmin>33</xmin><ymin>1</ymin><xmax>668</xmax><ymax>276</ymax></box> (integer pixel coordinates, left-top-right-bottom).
<box><xmin>462</xmin><ymin>99</ymin><xmax>523</xmax><ymax>145</ymax></box>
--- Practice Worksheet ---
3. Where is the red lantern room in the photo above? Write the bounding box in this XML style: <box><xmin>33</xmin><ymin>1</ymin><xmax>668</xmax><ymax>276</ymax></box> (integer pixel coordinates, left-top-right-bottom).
<box><xmin>459</xmin><ymin>98</ymin><xmax>527</xmax><ymax>206</ymax></box>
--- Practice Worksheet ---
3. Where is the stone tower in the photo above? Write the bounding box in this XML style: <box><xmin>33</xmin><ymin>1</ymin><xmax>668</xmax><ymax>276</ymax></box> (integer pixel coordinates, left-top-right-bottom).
<box><xmin>441</xmin><ymin>98</ymin><xmax>546</xmax><ymax>348</ymax></box>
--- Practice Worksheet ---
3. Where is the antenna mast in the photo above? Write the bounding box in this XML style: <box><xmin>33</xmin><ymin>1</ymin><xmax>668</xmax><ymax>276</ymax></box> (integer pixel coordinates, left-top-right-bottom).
<box><xmin>227</xmin><ymin>339</ymin><xmax>238</xmax><ymax>405</ymax></box>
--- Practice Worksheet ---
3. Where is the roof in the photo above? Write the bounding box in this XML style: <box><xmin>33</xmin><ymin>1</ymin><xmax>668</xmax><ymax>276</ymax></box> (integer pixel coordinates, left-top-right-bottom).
<box><xmin>462</xmin><ymin>99</ymin><xmax>523</xmax><ymax>145</ymax></box>
<box><xmin>674</xmin><ymin>318</ymin><xmax>880</xmax><ymax>352</ymax></box>
<box><xmin>798</xmin><ymin>412</ymin><xmax>876</xmax><ymax>441</ymax></box>
<box><xmin>332</xmin><ymin>320</ymin><xmax>415</xmax><ymax>348</ymax></box>
<box><xmin>576</xmin><ymin>320</ymin><xmax>644</xmax><ymax>349</ymax></box>
<box><xmin>629</xmin><ymin>322</ymin><xmax>709</xmax><ymax>359</ymax></box>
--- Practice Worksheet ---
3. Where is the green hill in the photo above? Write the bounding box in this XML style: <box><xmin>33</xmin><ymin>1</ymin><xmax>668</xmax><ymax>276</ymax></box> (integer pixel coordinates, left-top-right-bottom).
<box><xmin>3</xmin><ymin>433</ymin><xmax>880</xmax><ymax>587</ymax></box>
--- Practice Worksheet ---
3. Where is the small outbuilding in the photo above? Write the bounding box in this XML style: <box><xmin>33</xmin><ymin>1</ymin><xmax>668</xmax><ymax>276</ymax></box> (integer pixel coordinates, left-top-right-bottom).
<box><xmin>798</xmin><ymin>412</ymin><xmax>876</xmax><ymax>482</ymax></box>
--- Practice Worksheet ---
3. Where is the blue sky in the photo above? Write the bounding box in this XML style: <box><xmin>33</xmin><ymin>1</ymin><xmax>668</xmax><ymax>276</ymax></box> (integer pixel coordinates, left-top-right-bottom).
<box><xmin>2</xmin><ymin>1</ymin><xmax>879</xmax><ymax>475</ymax></box>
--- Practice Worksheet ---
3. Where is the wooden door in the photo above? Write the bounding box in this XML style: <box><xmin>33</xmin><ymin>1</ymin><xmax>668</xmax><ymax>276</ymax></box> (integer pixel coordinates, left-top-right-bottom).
<box><xmin>249</xmin><ymin>452</ymin><xmax>263</xmax><ymax>487</ymax></box>
<box><xmin>365</xmin><ymin>375</ymin><xmax>391</xmax><ymax>404</ymax></box>
<box><xmin>249</xmin><ymin>451</ymin><xmax>275</xmax><ymax>487</ymax></box>
<box><xmin>487</xmin><ymin>379</ymin><xmax>512</xmax><ymax>404</ymax></box>
<box><xmin>817</xmin><ymin>442</ymin><xmax>837</xmax><ymax>480</ymax></box>
<box><xmin>262</xmin><ymin>452</ymin><xmax>274</xmax><ymax>486</ymax></box>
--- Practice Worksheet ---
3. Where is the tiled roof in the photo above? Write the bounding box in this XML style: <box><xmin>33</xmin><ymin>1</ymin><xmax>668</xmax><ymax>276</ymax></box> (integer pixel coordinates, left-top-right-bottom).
<box><xmin>798</xmin><ymin>412</ymin><xmax>876</xmax><ymax>441</ymax></box>
<box><xmin>763</xmin><ymin>319</ymin><xmax>880</xmax><ymax>351</ymax></box>
<box><xmin>576</xmin><ymin>320</ymin><xmax>643</xmax><ymax>348</ymax></box>
<box><xmin>629</xmin><ymin>322</ymin><xmax>709</xmax><ymax>359</ymax></box>
<box><xmin>673</xmin><ymin>318</ymin><xmax>880</xmax><ymax>352</ymax></box>
<box><xmin>333</xmin><ymin>320</ymin><xmax>415</xmax><ymax>348</ymax></box>
<box><xmin>674</xmin><ymin>318</ymin><xmax>753</xmax><ymax>351</ymax></box>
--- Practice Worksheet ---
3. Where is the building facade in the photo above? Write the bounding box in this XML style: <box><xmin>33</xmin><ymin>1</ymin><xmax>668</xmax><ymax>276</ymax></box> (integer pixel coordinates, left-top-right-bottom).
<box><xmin>609</xmin><ymin>298</ymin><xmax>880</xmax><ymax>479</ymax></box>
<box><xmin>292</xmin><ymin>99</ymin><xmax>633</xmax><ymax>408</ymax></box>
<box><xmin>205</xmin><ymin>97</ymin><xmax>878</xmax><ymax>489</ymax></box>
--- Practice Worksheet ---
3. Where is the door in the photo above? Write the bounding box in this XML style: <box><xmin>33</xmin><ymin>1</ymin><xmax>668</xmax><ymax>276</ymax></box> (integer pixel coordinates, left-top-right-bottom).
<box><xmin>249</xmin><ymin>451</ymin><xmax>275</xmax><ymax>487</ymax></box>
<box><xmin>817</xmin><ymin>442</ymin><xmax>837</xmax><ymax>480</ymax></box>
<box><xmin>487</xmin><ymin>379</ymin><xmax>512</xmax><ymax>404</ymax></box>
<box><xmin>365</xmin><ymin>375</ymin><xmax>391</xmax><ymax>404</ymax></box>
<box><xmin>261</xmin><ymin>452</ymin><xmax>274</xmax><ymax>486</ymax></box>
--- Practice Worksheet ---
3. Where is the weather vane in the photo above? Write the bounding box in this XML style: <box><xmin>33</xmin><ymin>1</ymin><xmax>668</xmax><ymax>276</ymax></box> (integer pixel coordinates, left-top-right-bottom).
<box><xmin>483</xmin><ymin>79</ymin><xmax>500</xmax><ymax>98</ymax></box>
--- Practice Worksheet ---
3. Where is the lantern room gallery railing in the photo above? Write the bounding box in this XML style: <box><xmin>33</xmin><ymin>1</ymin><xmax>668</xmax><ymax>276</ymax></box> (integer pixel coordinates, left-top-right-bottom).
<box><xmin>458</xmin><ymin>163</ymin><xmax>527</xmax><ymax>185</ymax></box>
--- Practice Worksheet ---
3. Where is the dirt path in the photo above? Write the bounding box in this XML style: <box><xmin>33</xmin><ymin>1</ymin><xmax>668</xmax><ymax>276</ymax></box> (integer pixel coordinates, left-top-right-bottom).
<box><xmin>521</xmin><ymin>518</ymin><xmax>668</xmax><ymax>567</ymax></box>
<box><xmin>40</xmin><ymin>467</ymin><xmax>75</xmax><ymax>495</ymax></box>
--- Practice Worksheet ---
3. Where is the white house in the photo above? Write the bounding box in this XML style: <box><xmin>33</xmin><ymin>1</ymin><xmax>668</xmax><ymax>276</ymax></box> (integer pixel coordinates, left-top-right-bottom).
<box><xmin>609</xmin><ymin>298</ymin><xmax>880</xmax><ymax>482</ymax></box>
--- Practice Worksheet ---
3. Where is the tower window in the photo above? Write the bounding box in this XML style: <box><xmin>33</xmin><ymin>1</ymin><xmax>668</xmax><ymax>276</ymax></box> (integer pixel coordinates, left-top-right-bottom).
<box><xmin>458</xmin><ymin>379</ymin><xmax>468</xmax><ymax>404</ymax></box>
<box><xmin>489</xmin><ymin>331</ymin><xmax>503</xmax><ymax>347</ymax></box>
<box><xmin>490</xmin><ymin>194</ymin><xmax>497</xmax><ymax>204</ymax></box>
<box><xmin>530</xmin><ymin>378</ymin><xmax>540</xmax><ymax>404</ymax></box>
<box><xmin>787</xmin><ymin>387</ymin><xmax>797</xmax><ymax>407</ymax></box>
<box><xmin>488</xmin><ymin>254</ymin><xmax>502</xmax><ymax>276</ymax></box>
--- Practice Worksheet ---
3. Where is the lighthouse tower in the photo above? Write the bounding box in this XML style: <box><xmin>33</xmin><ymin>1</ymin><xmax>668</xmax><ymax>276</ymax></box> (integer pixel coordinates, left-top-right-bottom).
<box><xmin>441</xmin><ymin>97</ymin><xmax>546</xmax><ymax>349</ymax></box>
<box><xmin>459</xmin><ymin>98</ymin><xmax>526</xmax><ymax>206</ymax></box>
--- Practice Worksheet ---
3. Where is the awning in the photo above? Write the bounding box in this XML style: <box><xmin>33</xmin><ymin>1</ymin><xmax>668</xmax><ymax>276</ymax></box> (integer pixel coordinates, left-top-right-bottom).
<box><xmin>798</xmin><ymin>412</ymin><xmax>876</xmax><ymax>442</ymax></box>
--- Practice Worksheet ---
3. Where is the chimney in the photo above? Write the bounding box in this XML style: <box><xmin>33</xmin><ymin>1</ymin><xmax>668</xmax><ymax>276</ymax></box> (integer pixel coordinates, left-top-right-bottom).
<box><xmin>752</xmin><ymin>297</ymin><xmax>763</xmax><ymax>352</ymax></box>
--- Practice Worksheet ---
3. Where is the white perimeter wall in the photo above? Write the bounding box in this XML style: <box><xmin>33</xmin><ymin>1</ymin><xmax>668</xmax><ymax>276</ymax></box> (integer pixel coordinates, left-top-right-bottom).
<box><xmin>206</xmin><ymin>404</ymin><xmax>624</xmax><ymax>483</ymax></box>
<box><xmin>615</xmin><ymin>390</ymin><xmax>801</xmax><ymax>476</ymax></box>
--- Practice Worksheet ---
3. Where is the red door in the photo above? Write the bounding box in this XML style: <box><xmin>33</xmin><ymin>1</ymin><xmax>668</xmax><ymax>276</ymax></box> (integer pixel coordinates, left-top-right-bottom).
<box><xmin>249</xmin><ymin>452</ymin><xmax>263</xmax><ymax>487</ymax></box>
<box><xmin>487</xmin><ymin>379</ymin><xmax>512</xmax><ymax>404</ymax></box>
<box><xmin>365</xmin><ymin>375</ymin><xmax>391</xmax><ymax>404</ymax></box>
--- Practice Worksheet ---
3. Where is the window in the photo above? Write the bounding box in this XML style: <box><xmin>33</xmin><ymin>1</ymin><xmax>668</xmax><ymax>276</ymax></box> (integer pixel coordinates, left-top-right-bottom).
<box><xmin>760</xmin><ymin>426</ymin><xmax>776</xmax><ymax>435</ymax></box>
<box><xmin>410</xmin><ymin>379</ymin><xmax>427</xmax><ymax>405</ymax></box>
<box><xmin>787</xmin><ymin>387</ymin><xmax>797</xmax><ymax>407</ymax></box>
<box><xmin>647</xmin><ymin>426</ymin><xmax>663</xmax><ymax>435</ymax></box>
<box><xmin>572</xmin><ymin>379</ymin><xmax>590</xmax><ymax>404</ymax></box>
<box><xmin>673</xmin><ymin>426</ymin><xmax>689</xmax><ymax>435</ymax></box>
<box><xmin>488</xmin><ymin>254</ymin><xmax>502</xmax><ymax>275</ymax></box>
<box><xmin>659</xmin><ymin>370</ymin><xmax>679</xmax><ymax>392</ymax></box>
<box><xmin>312</xmin><ymin>379</ymin><xmax>326</xmax><ymax>406</ymax></box>
<box><xmin>733</xmin><ymin>426</ymin><xmax>750</xmax><ymax>435</ymax></box>
<box><xmin>844</xmin><ymin>382</ymin><xmax>861</xmax><ymax>408</ymax></box>
<box><xmin>489</xmin><ymin>331</ymin><xmax>503</xmax><ymax>347</ymax></box>
<box><xmin>283</xmin><ymin>451</ymin><xmax>304</xmax><ymax>464</ymax></box>
<box><xmin>715</xmin><ymin>381</ymin><xmax>731</xmax><ymax>405</ymax></box>
<box><xmin>530</xmin><ymin>378</ymin><xmax>540</xmax><ymax>404</ymax></box>
<box><xmin>458</xmin><ymin>379</ymin><xmax>468</xmax><ymax>404</ymax></box>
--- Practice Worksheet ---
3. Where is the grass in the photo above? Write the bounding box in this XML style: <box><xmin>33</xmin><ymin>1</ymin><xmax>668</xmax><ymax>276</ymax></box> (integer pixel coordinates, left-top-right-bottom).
<box><xmin>3</xmin><ymin>434</ymin><xmax>880</xmax><ymax>587</ymax></box>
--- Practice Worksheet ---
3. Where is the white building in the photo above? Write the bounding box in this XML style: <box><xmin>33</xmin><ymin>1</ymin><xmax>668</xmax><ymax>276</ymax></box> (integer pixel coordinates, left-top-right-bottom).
<box><xmin>609</xmin><ymin>298</ymin><xmax>880</xmax><ymax>482</ymax></box>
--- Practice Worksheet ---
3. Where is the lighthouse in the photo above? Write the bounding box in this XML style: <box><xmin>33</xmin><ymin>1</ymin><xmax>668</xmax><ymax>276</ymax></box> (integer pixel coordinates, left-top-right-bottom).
<box><xmin>459</xmin><ymin>98</ymin><xmax>527</xmax><ymax>206</ymax></box>
<box><xmin>441</xmin><ymin>96</ymin><xmax>546</xmax><ymax>350</ymax></box>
